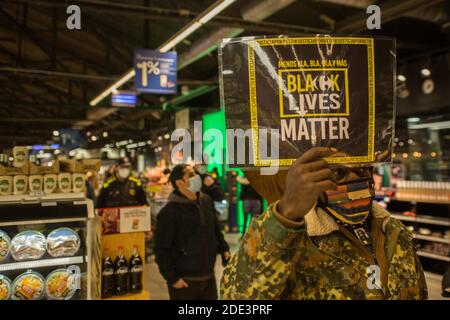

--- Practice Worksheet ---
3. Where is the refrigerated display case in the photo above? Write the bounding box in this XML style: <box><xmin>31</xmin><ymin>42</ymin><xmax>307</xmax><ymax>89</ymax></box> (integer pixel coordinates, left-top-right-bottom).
<box><xmin>0</xmin><ymin>193</ymin><xmax>101</xmax><ymax>300</ymax></box>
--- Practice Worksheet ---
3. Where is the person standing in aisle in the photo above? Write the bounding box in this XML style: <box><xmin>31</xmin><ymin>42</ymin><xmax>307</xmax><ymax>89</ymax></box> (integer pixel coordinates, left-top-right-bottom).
<box><xmin>236</xmin><ymin>176</ymin><xmax>262</xmax><ymax>235</ymax></box>
<box><xmin>221</xmin><ymin>147</ymin><xmax>428</xmax><ymax>300</ymax></box>
<box><xmin>154</xmin><ymin>164</ymin><xmax>230</xmax><ymax>300</ymax></box>
<box><xmin>97</xmin><ymin>157</ymin><xmax>148</xmax><ymax>208</ymax></box>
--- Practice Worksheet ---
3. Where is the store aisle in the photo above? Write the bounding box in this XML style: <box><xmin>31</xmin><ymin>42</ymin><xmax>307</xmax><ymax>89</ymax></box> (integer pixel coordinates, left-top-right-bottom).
<box><xmin>144</xmin><ymin>233</ymin><xmax>448</xmax><ymax>300</ymax></box>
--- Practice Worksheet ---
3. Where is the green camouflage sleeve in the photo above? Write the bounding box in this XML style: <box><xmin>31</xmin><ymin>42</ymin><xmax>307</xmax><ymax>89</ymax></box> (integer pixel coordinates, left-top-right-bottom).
<box><xmin>220</xmin><ymin>202</ymin><xmax>306</xmax><ymax>299</ymax></box>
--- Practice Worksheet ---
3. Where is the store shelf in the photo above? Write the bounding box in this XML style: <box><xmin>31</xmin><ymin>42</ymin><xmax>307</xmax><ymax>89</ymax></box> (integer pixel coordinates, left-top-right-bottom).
<box><xmin>417</xmin><ymin>251</ymin><xmax>450</xmax><ymax>262</ymax></box>
<box><xmin>391</xmin><ymin>213</ymin><xmax>450</xmax><ymax>227</ymax></box>
<box><xmin>0</xmin><ymin>193</ymin><xmax>86</xmax><ymax>204</ymax></box>
<box><xmin>0</xmin><ymin>256</ymin><xmax>85</xmax><ymax>272</ymax></box>
<box><xmin>413</xmin><ymin>233</ymin><xmax>450</xmax><ymax>244</ymax></box>
<box><xmin>389</xmin><ymin>196</ymin><xmax>450</xmax><ymax>205</ymax></box>
<box><xmin>104</xmin><ymin>290</ymin><xmax>150</xmax><ymax>300</ymax></box>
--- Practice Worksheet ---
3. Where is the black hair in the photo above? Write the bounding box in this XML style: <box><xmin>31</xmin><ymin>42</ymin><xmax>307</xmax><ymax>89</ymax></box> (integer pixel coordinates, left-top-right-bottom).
<box><xmin>169</xmin><ymin>164</ymin><xmax>188</xmax><ymax>189</ymax></box>
<box><xmin>163</xmin><ymin>168</ymin><xmax>171</xmax><ymax>175</ymax></box>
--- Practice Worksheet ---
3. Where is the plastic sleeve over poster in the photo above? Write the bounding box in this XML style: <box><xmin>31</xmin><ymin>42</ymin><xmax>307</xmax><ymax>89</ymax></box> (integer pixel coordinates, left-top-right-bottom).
<box><xmin>218</xmin><ymin>35</ymin><xmax>396</xmax><ymax>169</ymax></box>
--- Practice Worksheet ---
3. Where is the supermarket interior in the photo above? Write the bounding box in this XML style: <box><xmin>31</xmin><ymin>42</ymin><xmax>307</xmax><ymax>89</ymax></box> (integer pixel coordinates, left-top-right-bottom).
<box><xmin>0</xmin><ymin>0</ymin><xmax>449</xmax><ymax>301</ymax></box>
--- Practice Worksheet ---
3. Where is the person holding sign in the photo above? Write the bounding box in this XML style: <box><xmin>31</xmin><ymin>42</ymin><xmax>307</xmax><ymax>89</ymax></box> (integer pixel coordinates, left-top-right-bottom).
<box><xmin>220</xmin><ymin>147</ymin><xmax>427</xmax><ymax>300</ymax></box>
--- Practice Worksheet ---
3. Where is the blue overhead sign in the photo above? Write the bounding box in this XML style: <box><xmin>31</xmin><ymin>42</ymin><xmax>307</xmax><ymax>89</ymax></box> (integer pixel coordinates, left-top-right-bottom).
<box><xmin>134</xmin><ymin>49</ymin><xmax>177</xmax><ymax>95</ymax></box>
<box><xmin>112</xmin><ymin>91</ymin><xmax>137</xmax><ymax>107</ymax></box>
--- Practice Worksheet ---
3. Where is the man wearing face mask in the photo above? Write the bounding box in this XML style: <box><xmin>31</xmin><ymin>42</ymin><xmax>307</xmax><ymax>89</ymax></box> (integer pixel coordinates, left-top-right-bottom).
<box><xmin>97</xmin><ymin>157</ymin><xmax>148</xmax><ymax>208</ymax></box>
<box><xmin>221</xmin><ymin>147</ymin><xmax>427</xmax><ymax>300</ymax></box>
<box><xmin>155</xmin><ymin>164</ymin><xmax>231</xmax><ymax>300</ymax></box>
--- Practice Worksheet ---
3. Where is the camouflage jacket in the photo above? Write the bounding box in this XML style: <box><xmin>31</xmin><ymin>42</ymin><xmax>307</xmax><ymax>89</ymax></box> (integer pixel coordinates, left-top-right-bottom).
<box><xmin>221</xmin><ymin>202</ymin><xmax>428</xmax><ymax>300</ymax></box>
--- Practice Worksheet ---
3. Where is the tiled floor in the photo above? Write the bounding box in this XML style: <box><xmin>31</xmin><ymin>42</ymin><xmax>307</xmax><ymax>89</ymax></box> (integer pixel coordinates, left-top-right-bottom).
<box><xmin>145</xmin><ymin>233</ymin><xmax>448</xmax><ymax>300</ymax></box>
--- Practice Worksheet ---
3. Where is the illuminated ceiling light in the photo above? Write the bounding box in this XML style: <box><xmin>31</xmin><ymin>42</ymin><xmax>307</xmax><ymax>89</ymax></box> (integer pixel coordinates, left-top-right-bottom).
<box><xmin>69</xmin><ymin>150</ymin><xmax>76</xmax><ymax>157</ymax></box>
<box><xmin>91</xmin><ymin>136</ymin><xmax>98</xmax><ymax>141</ymax></box>
<box><xmin>128</xmin><ymin>139</ymin><xmax>133</xmax><ymax>143</ymax></box>
<box><xmin>402</xmin><ymin>153</ymin><xmax>408</xmax><ymax>159</ymax></box>
<box><xmin>397</xmin><ymin>74</ymin><xmax>406</xmax><ymax>82</ymax></box>
<box><xmin>158</xmin><ymin>136</ymin><xmax>163</xmax><ymax>141</ymax></box>
<box><xmin>89</xmin><ymin>0</ymin><xmax>236</xmax><ymax>106</ymax></box>
<box><xmin>52</xmin><ymin>130</ymin><xmax>59</xmax><ymax>137</ymax></box>
<box><xmin>407</xmin><ymin>139</ymin><xmax>413</xmax><ymax>145</ymax></box>
<box><xmin>54</xmin><ymin>149</ymin><xmax>60</xmax><ymax>155</ymax></box>
<box><xmin>392</xmin><ymin>153</ymin><xmax>396</xmax><ymax>158</ymax></box>
<box><xmin>398</xmin><ymin>141</ymin><xmax>404</xmax><ymax>147</ymax></box>
<box><xmin>103</xmin><ymin>132</ymin><xmax>108</xmax><ymax>138</ymax></box>
<box><xmin>431</xmin><ymin>152</ymin><xmax>437</xmax><ymax>157</ymax></box>
<box><xmin>86</xmin><ymin>131</ymin><xmax>92</xmax><ymax>137</ymax></box>
<box><xmin>421</xmin><ymin>68</ymin><xmax>431</xmax><ymax>77</ymax></box>
<box><xmin>407</xmin><ymin>117</ymin><xmax>420</xmax><ymax>123</ymax></box>
<box><xmin>394</xmin><ymin>137</ymin><xmax>399</xmax><ymax>142</ymax></box>
<box><xmin>164</xmin><ymin>133</ymin><xmax>170</xmax><ymax>139</ymax></box>
<box><xmin>147</xmin><ymin>140</ymin><xmax>152</xmax><ymax>145</ymax></box>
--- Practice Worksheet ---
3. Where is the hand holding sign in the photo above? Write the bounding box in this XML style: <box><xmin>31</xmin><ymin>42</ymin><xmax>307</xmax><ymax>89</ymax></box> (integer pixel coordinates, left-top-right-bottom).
<box><xmin>278</xmin><ymin>147</ymin><xmax>338</xmax><ymax>221</ymax></box>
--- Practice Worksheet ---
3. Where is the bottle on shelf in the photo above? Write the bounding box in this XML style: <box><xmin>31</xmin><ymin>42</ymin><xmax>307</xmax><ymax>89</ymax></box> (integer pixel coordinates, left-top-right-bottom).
<box><xmin>101</xmin><ymin>248</ymin><xmax>115</xmax><ymax>299</ymax></box>
<box><xmin>129</xmin><ymin>245</ymin><xmax>143</xmax><ymax>294</ymax></box>
<box><xmin>114</xmin><ymin>246</ymin><xmax>129</xmax><ymax>296</ymax></box>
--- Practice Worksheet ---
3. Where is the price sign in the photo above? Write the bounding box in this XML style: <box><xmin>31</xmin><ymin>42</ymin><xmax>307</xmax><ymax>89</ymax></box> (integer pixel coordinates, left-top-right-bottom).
<box><xmin>134</xmin><ymin>49</ymin><xmax>177</xmax><ymax>94</ymax></box>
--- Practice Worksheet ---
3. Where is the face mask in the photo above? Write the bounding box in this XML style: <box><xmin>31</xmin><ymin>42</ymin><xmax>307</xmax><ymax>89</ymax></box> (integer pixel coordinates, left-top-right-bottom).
<box><xmin>187</xmin><ymin>174</ymin><xmax>202</xmax><ymax>193</ymax></box>
<box><xmin>117</xmin><ymin>168</ymin><xmax>131</xmax><ymax>180</ymax></box>
<box><xmin>320</xmin><ymin>179</ymin><xmax>375</xmax><ymax>225</ymax></box>
<box><xmin>197</xmin><ymin>166</ymin><xmax>207</xmax><ymax>175</ymax></box>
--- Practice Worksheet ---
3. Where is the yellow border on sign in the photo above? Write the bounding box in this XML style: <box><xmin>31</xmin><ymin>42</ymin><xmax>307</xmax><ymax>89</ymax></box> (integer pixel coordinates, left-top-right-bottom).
<box><xmin>278</xmin><ymin>68</ymin><xmax>349</xmax><ymax>118</ymax></box>
<box><xmin>247</xmin><ymin>37</ymin><xmax>375</xmax><ymax>166</ymax></box>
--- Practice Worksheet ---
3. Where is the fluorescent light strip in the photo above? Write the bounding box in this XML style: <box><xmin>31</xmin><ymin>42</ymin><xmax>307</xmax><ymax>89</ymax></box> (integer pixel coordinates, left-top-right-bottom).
<box><xmin>89</xmin><ymin>0</ymin><xmax>235</xmax><ymax>106</ymax></box>
<box><xmin>90</xmin><ymin>69</ymin><xmax>135</xmax><ymax>106</ymax></box>
<box><xmin>408</xmin><ymin>120</ymin><xmax>450</xmax><ymax>130</ymax></box>
<box><xmin>199</xmin><ymin>0</ymin><xmax>234</xmax><ymax>24</ymax></box>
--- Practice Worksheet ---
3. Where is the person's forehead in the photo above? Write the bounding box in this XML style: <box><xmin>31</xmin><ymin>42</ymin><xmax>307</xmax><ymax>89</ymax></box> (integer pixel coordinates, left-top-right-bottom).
<box><xmin>183</xmin><ymin>165</ymin><xmax>194</xmax><ymax>174</ymax></box>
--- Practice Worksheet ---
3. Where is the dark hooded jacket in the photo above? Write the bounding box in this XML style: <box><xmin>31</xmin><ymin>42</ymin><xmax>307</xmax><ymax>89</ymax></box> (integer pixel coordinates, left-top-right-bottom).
<box><xmin>154</xmin><ymin>191</ymin><xmax>230</xmax><ymax>285</ymax></box>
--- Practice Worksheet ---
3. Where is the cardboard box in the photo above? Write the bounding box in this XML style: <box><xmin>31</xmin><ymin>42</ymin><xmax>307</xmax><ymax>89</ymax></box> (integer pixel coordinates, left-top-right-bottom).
<box><xmin>98</xmin><ymin>206</ymin><xmax>151</xmax><ymax>234</ymax></box>
<box><xmin>28</xmin><ymin>175</ymin><xmax>43</xmax><ymax>193</ymax></box>
<box><xmin>0</xmin><ymin>176</ymin><xmax>13</xmax><ymax>195</ymax></box>
<box><xmin>29</xmin><ymin>160</ymin><xmax>59</xmax><ymax>175</ymax></box>
<box><xmin>13</xmin><ymin>147</ymin><xmax>29</xmax><ymax>168</ymax></box>
<box><xmin>98</xmin><ymin>208</ymin><xmax>120</xmax><ymax>234</ymax></box>
<box><xmin>60</xmin><ymin>159</ymin><xmax>101</xmax><ymax>173</ymax></box>
<box><xmin>44</xmin><ymin>174</ymin><xmax>58</xmax><ymax>194</ymax></box>
<box><xmin>13</xmin><ymin>175</ymin><xmax>28</xmax><ymax>195</ymax></box>
<box><xmin>119</xmin><ymin>207</ymin><xmax>151</xmax><ymax>233</ymax></box>
<box><xmin>58</xmin><ymin>173</ymin><xmax>72</xmax><ymax>193</ymax></box>
<box><xmin>0</xmin><ymin>163</ymin><xmax>29</xmax><ymax>176</ymax></box>
<box><xmin>72</xmin><ymin>173</ymin><xmax>85</xmax><ymax>193</ymax></box>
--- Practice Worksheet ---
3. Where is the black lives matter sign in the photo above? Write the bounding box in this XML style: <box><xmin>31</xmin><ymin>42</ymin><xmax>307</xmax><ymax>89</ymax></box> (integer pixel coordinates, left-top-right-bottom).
<box><xmin>219</xmin><ymin>36</ymin><xmax>395</xmax><ymax>168</ymax></box>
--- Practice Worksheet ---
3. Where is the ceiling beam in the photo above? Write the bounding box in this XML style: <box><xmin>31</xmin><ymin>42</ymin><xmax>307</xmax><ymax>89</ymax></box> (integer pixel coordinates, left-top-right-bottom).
<box><xmin>335</xmin><ymin>0</ymin><xmax>446</xmax><ymax>32</ymax></box>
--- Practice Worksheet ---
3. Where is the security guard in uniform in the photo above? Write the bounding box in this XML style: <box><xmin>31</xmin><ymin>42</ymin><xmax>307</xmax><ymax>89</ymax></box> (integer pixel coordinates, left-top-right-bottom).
<box><xmin>97</xmin><ymin>157</ymin><xmax>148</xmax><ymax>208</ymax></box>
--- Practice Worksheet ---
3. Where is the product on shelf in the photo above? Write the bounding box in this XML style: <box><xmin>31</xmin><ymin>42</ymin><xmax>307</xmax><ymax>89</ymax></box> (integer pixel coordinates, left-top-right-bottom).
<box><xmin>12</xmin><ymin>147</ymin><xmax>28</xmax><ymax>168</ymax></box>
<box><xmin>101</xmin><ymin>248</ymin><xmax>115</xmax><ymax>299</ymax></box>
<box><xmin>406</xmin><ymin>225</ymin><xmax>414</xmax><ymax>233</ymax></box>
<box><xmin>43</xmin><ymin>174</ymin><xmax>58</xmax><ymax>194</ymax></box>
<box><xmin>13</xmin><ymin>175</ymin><xmax>28</xmax><ymax>195</ymax></box>
<box><xmin>0</xmin><ymin>275</ymin><xmax>12</xmax><ymax>300</ymax></box>
<box><xmin>402</xmin><ymin>211</ymin><xmax>416</xmax><ymax>217</ymax></box>
<box><xmin>10</xmin><ymin>231</ymin><xmax>46</xmax><ymax>261</ymax></box>
<box><xmin>418</xmin><ymin>228</ymin><xmax>432</xmax><ymax>236</ymax></box>
<box><xmin>129</xmin><ymin>246</ymin><xmax>143</xmax><ymax>294</ymax></box>
<box><xmin>0</xmin><ymin>176</ymin><xmax>12</xmax><ymax>195</ymax></box>
<box><xmin>114</xmin><ymin>246</ymin><xmax>128</xmax><ymax>296</ymax></box>
<box><xmin>72</xmin><ymin>173</ymin><xmax>85</xmax><ymax>193</ymax></box>
<box><xmin>28</xmin><ymin>175</ymin><xmax>43</xmax><ymax>193</ymax></box>
<box><xmin>12</xmin><ymin>271</ymin><xmax>45</xmax><ymax>300</ymax></box>
<box><xmin>0</xmin><ymin>230</ymin><xmax>11</xmax><ymax>263</ymax></box>
<box><xmin>45</xmin><ymin>269</ymin><xmax>77</xmax><ymax>300</ymax></box>
<box><xmin>58</xmin><ymin>173</ymin><xmax>72</xmax><ymax>193</ymax></box>
<box><xmin>46</xmin><ymin>228</ymin><xmax>81</xmax><ymax>258</ymax></box>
